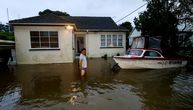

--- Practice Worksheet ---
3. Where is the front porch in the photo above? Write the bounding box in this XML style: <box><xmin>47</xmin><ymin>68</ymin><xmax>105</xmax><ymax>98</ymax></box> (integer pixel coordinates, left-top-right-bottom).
<box><xmin>74</xmin><ymin>33</ymin><xmax>86</xmax><ymax>57</ymax></box>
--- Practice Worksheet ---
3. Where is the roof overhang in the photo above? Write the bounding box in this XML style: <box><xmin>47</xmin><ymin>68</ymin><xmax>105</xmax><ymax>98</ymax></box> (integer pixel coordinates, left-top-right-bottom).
<box><xmin>9</xmin><ymin>23</ymin><xmax>77</xmax><ymax>30</ymax></box>
<box><xmin>75</xmin><ymin>29</ymin><xmax>128</xmax><ymax>32</ymax></box>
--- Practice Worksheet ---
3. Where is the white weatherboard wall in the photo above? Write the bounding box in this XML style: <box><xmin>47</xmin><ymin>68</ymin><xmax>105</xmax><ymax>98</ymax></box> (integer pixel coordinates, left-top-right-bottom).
<box><xmin>14</xmin><ymin>26</ymin><xmax>74</xmax><ymax>64</ymax></box>
<box><xmin>86</xmin><ymin>32</ymin><xmax>126</xmax><ymax>57</ymax></box>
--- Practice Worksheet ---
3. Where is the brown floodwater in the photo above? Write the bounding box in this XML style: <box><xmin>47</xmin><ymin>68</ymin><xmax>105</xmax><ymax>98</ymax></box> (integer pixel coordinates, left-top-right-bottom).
<box><xmin>0</xmin><ymin>58</ymin><xmax>193</xmax><ymax>110</ymax></box>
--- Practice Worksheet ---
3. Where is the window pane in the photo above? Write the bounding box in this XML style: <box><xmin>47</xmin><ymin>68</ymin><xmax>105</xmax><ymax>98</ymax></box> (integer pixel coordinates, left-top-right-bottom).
<box><xmin>127</xmin><ymin>50</ymin><xmax>143</xmax><ymax>56</ymax></box>
<box><xmin>50</xmin><ymin>43</ymin><xmax>59</xmax><ymax>48</ymax></box>
<box><xmin>30</xmin><ymin>31</ymin><xmax>40</xmax><ymax>48</ymax></box>
<box><xmin>144</xmin><ymin>51</ymin><xmax>161</xmax><ymax>57</ymax></box>
<box><xmin>50</xmin><ymin>31</ymin><xmax>58</xmax><ymax>43</ymax></box>
<box><xmin>40</xmin><ymin>31</ymin><xmax>49</xmax><ymax>43</ymax></box>
<box><xmin>113</xmin><ymin>35</ymin><xmax>117</xmax><ymax>47</ymax></box>
<box><xmin>107</xmin><ymin>35</ymin><xmax>111</xmax><ymax>47</ymax></box>
<box><xmin>31</xmin><ymin>37</ymin><xmax>40</xmax><ymax>43</ymax></box>
<box><xmin>30</xmin><ymin>31</ymin><xmax>59</xmax><ymax>48</ymax></box>
<box><xmin>30</xmin><ymin>31</ymin><xmax>39</xmax><ymax>42</ymax></box>
<box><xmin>50</xmin><ymin>31</ymin><xmax>59</xmax><ymax>48</ymax></box>
<box><xmin>101</xmin><ymin>35</ymin><xmax>105</xmax><ymax>47</ymax></box>
<box><xmin>40</xmin><ymin>31</ymin><xmax>49</xmax><ymax>37</ymax></box>
<box><xmin>41</xmin><ymin>43</ymin><xmax>49</xmax><ymax>48</ymax></box>
<box><xmin>50</xmin><ymin>37</ymin><xmax>58</xmax><ymax>43</ymax></box>
<box><xmin>30</xmin><ymin>31</ymin><xmax>39</xmax><ymax>37</ymax></box>
<box><xmin>118</xmin><ymin>35</ymin><xmax>123</xmax><ymax>46</ymax></box>
<box><xmin>50</xmin><ymin>31</ymin><xmax>58</xmax><ymax>36</ymax></box>
<box><xmin>31</xmin><ymin>43</ymin><xmax>40</xmax><ymax>48</ymax></box>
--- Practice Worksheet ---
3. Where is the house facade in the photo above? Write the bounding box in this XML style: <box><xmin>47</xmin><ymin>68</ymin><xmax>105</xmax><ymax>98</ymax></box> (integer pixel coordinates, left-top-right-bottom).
<box><xmin>10</xmin><ymin>15</ymin><xmax>127</xmax><ymax>64</ymax></box>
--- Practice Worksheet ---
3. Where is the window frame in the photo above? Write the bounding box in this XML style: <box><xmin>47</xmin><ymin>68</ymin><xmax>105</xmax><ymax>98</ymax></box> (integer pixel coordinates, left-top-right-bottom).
<box><xmin>100</xmin><ymin>35</ymin><xmax>106</xmax><ymax>47</ymax></box>
<box><xmin>30</xmin><ymin>31</ymin><xmax>59</xmax><ymax>50</ymax></box>
<box><xmin>143</xmin><ymin>50</ymin><xmax>162</xmax><ymax>58</ymax></box>
<box><xmin>118</xmin><ymin>35</ymin><xmax>123</xmax><ymax>47</ymax></box>
<box><xmin>100</xmin><ymin>34</ymin><xmax>123</xmax><ymax>48</ymax></box>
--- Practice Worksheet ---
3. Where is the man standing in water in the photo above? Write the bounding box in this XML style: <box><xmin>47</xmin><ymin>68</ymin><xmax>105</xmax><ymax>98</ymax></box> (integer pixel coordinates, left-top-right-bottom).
<box><xmin>79</xmin><ymin>48</ymin><xmax>87</xmax><ymax>76</ymax></box>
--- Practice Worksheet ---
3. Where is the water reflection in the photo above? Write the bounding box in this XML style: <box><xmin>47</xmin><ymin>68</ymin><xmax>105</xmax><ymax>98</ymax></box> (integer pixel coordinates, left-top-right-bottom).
<box><xmin>0</xmin><ymin>58</ymin><xmax>193</xmax><ymax>110</ymax></box>
<box><xmin>0</xmin><ymin>66</ymin><xmax>21</xmax><ymax>110</ymax></box>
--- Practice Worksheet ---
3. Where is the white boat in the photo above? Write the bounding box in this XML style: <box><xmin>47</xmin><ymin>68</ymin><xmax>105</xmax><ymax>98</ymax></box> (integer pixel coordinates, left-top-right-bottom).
<box><xmin>113</xmin><ymin>49</ymin><xmax>187</xmax><ymax>69</ymax></box>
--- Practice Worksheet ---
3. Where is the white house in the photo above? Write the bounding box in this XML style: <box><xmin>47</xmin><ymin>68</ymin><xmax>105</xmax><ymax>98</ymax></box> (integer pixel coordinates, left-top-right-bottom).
<box><xmin>128</xmin><ymin>28</ymin><xmax>141</xmax><ymax>46</ymax></box>
<box><xmin>10</xmin><ymin>15</ymin><xmax>127</xmax><ymax>64</ymax></box>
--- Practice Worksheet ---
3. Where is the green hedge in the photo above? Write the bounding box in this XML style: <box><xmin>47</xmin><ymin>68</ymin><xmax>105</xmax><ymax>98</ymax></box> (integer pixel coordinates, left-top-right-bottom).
<box><xmin>0</xmin><ymin>32</ymin><xmax>15</xmax><ymax>41</ymax></box>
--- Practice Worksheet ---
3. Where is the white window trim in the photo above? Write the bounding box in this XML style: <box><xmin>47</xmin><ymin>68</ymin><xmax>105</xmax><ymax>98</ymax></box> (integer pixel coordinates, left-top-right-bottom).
<box><xmin>118</xmin><ymin>35</ymin><xmax>123</xmax><ymax>47</ymax></box>
<box><xmin>30</xmin><ymin>31</ymin><xmax>59</xmax><ymax>50</ymax></box>
<box><xmin>100</xmin><ymin>35</ymin><xmax>106</xmax><ymax>47</ymax></box>
<box><xmin>100</xmin><ymin>34</ymin><xmax>123</xmax><ymax>48</ymax></box>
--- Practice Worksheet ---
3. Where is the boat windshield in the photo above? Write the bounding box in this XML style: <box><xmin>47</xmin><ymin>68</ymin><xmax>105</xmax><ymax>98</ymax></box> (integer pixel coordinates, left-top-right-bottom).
<box><xmin>127</xmin><ymin>50</ymin><xmax>143</xmax><ymax>56</ymax></box>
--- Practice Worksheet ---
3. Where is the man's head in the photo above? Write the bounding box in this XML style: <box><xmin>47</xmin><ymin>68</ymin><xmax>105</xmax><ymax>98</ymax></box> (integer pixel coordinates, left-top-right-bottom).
<box><xmin>81</xmin><ymin>48</ymin><xmax>86</xmax><ymax>55</ymax></box>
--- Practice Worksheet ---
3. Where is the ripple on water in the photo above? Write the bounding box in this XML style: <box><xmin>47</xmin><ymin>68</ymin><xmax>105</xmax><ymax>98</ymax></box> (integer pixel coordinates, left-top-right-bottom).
<box><xmin>171</xmin><ymin>72</ymin><xmax>193</xmax><ymax>108</ymax></box>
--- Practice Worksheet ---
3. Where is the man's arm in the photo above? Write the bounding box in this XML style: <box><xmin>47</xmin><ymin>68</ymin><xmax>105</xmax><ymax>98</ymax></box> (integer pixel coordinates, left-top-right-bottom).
<box><xmin>79</xmin><ymin>59</ymin><xmax>82</xmax><ymax>69</ymax></box>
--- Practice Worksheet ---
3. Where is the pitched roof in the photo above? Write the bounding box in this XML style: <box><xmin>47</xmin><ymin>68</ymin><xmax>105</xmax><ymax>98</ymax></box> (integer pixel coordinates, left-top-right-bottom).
<box><xmin>9</xmin><ymin>14</ymin><xmax>73</xmax><ymax>24</ymax></box>
<box><xmin>61</xmin><ymin>16</ymin><xmax>119</xmax><ymax>30</ymax></box>
<box><xmin>9</xmin><ymin>15</ymin><xmax>127</xmax><ymax>31</ymax></box>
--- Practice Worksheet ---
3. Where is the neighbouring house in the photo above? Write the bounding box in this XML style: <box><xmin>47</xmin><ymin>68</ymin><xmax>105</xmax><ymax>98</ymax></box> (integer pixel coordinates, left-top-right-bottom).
<box><xmin>9</xmin><ymin>15</ymin><xmax>127</xmax><ymax>64</ymax></box>
<box><xmin>128</xmin><ymin>28</ymin><xmax>141</xmax><ymax>46</ymax></box>
<box><xmin>128</xmin><ymin>28</ymin><xmax>161</xmax><ymax>49</ymax></box>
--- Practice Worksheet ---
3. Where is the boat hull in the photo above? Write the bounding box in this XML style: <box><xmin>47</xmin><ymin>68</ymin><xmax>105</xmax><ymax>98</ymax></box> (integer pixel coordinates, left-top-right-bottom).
<box><xmin>113</xmin><ymin>57</ymin><xmax>187</xmax><ymax>69</ymax></box>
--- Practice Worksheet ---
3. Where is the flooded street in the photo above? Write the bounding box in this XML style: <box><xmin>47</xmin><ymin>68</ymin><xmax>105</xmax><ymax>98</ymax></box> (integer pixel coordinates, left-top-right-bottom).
<box><xmin>0</xmin><ymin>58</ymin><xmax>193</xmax><ymax>110</ymax></box>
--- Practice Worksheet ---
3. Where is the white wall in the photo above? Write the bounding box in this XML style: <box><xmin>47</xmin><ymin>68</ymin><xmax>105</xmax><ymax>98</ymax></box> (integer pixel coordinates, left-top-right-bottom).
<box><xmin>14</xmin><ymin>26</ymin><xmax>74</xmax><ymax>64</ymax></box>
<box><xmin>86</xmin><ymin>32</ymin><xmax>126</xmax><ymax>58</ymax></box>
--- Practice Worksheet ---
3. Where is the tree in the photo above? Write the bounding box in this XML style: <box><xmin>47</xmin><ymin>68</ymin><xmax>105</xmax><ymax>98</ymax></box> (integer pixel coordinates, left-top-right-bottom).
<box><xmin>119</xmin><ymin>21</ymin><xmax>133</xmax><ymax>49</ymax></box>
<box><xmin>0</xmin><ymin>23</ymin><xmax>14</xmax><ymax>41</ymax></box>
<box><xmin>134</xmin><ymin>0</ymin><xmax>193</xmax><ymax>56</ymax></box>
<box><xmin>171</xmin><ymin>0</ymin><xmax>193</xmax><ymax>30</ymax></box>
<box><xmin>39</xmin><ymin>9</ymin><xmax>70</xmax><ymax>16</ymax></box>
<box><xmin>120</xmin><ymin>21</ymin><xmax>133</xmax><ymax>34</ymax></box>
<box><xmin>0</xmin><ymin>23</ymin><xmax>12</xmax><ymax>32</ymax></box>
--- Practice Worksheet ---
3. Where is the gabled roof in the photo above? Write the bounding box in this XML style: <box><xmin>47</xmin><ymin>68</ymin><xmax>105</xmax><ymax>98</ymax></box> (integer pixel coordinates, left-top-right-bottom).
<box><xmin>9</xmin><ymin>15</ymin><xmax>127</xmax><ymax>32</ymax></box>
<box><xmin>128</xmin><ymin>28</ymin><xmax>141</xmax><ymax>38</ymax></box>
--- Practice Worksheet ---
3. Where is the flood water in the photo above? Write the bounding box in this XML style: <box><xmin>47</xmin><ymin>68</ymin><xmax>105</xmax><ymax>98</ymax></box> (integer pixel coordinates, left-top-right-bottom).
<box><xmin>0</xmin><ymin>58</ymin><xmax>193</xmax><ymax>110</ymax></box>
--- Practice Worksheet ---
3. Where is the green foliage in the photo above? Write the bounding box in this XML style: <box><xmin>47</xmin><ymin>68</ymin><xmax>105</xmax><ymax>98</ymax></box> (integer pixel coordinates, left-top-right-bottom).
<box><xmin>119</xmin><ymin>21</ymin><xmax>133</xmax><ymax>48</ymax></box>
<box><xmin>0</xmin><ymin>24</ymin><xmax>13</xmax><ymax>32</ymax></box>
<box><xmin>134</xmin><ymin>1</ymin><xmax>178</xmax><ymax>48</ymax></box>
<box><xmin>173</xmin><ymin>0</ymin><xmax>193</xmax><ymax>26</ymax></box>
<box><xmin>134</xmin><ymin>0</ymin><xmax>193</xmax><ymax>50</ymax></box>
<box><xmin>177</xmin><ymin>50</ymin><xmax>193</xmax><ymax>59</ymax></box>
<box><xmin>39</xmin><ymin>9</ymin><xmax>70</xmax><ymax>16</ymax></box>
<box><xmin>0</xmin><ymin>32</ymin><xmax>15</xmax><ymax>41</ymax></box>
<box><xmin>120</xmin><ymin>21</ymin><xmax>133</xmax><ymax>35</ymax></box>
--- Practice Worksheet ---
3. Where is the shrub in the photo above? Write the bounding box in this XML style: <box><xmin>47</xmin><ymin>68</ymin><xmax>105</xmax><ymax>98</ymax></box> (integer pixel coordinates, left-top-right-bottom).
<box><xmin>0</xmin><ymin>32</ymin><xmax>15</xmax><ymax>41</ymax></box>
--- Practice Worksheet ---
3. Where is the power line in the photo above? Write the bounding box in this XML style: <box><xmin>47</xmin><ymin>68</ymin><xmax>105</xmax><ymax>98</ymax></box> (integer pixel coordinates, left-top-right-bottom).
<box><xmin>116</xmin><ymin>3</ymin><xmax>147</xmax><ymax>23</ymax></box>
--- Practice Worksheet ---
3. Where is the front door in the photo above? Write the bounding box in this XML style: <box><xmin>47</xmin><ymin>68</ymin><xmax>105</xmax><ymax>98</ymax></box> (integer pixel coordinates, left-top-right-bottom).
<box><xmin>76</xmin><ymin>37</ymin><xmax>84</xmax><ymax>56</ymax></box>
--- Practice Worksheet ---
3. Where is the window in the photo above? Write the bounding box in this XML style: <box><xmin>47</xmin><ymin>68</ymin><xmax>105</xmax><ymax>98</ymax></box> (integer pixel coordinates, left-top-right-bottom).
<box><xmin>118</xmin><ymin>35</ymin><xmax>123</xmax><ymax>47</ymax></box>
<box><xmin>101</xmin><ymin>35</ymin><xmax>106</xmax><ymax>47</ymax></box>
<box><xmin>50</xmin><ymin>31</ymin><xmax>59</xmax><ymax>48</ymax></box>
<box><xmin>107</xmin><ymin>35</ymin><xmax>111</xmax><ymax>47</ymax></box>
<box><xmin>144</xmin><ymin>51</ymin><xmax>161</xmax><ymax>57</ymax></box>
<box><xmin>113</xmin><ymin>35</ymin><xmax>117</xmax><ymax>46</ymax></box>
<box><xmin>127</xmin><ymin>50</ymin><xmax>143</xmax><ymax>56</ymax></box>
<box><xmin>100</xmin><ymin>34</ymin><xmax>123</xmax><ymax>47</ymax></box>
<box><xmin>30</xmin><ymin>31</ymin><xmax>58</xmax><ymax>48</ymax></box>
<box><xmin>30</xmin><ymin>31</ymin><xmax>40</xmax><ymax>48</ymax></box>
